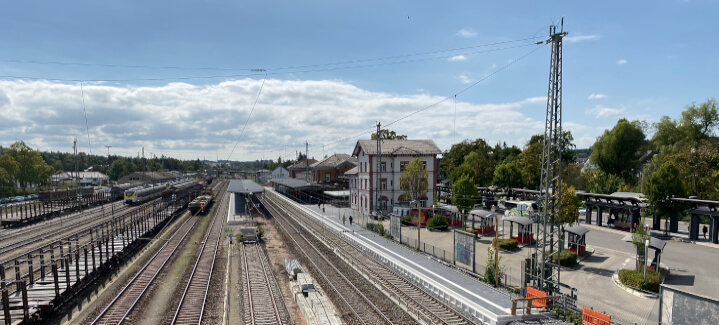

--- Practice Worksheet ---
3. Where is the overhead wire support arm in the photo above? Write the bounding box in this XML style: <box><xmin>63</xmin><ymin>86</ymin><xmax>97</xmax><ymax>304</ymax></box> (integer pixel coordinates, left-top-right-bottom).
<box><xmin>533</xmin><ymin>19</ymin><xmax>567</xmax><ymax>295</ymax></box>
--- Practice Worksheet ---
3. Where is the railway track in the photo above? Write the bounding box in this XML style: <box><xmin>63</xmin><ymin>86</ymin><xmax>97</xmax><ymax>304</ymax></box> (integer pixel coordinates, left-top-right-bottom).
<box><xmin>239</xmin><ymin>243</ymin><xmax>292</xmax><ymax>325</ymax></box>
<box><xmin>263</xmin><ymin>193</ymin><xmax>406</xmax><ymax>325</ymax></box>
<box><xmin>264</xmin><ymin>191</ymin><xmax>479</xmax><ymax>325</ymax></box>
<box><xmin>171</xmin><ymin>188</ymin><xmax>229</xmax><ymax>325</ymax></box>
<box><xmin>92</xmin><ymin>182</ymin><xmax>227</xmax><ymax>325</ymax></box>
<box><xmin>0</xmin><ymin>201</ymin><xmax>133</xmax><ymax>261</ymax></box>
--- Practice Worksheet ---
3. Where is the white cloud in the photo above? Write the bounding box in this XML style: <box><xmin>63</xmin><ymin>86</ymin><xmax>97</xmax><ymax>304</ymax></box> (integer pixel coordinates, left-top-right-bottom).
<box><xmin>588</xmin><ymin>93</ymin><xmax>607</xmax><ymax>99</ymax></box>
<box><xmin>0</xmin><ymin>78</ymin><xmax>597</xmax><ymax>160</ymax></box>
<box><xmin>564</xmin><ymin>34</ymin><xmax>601</xmax><ymax>43</ymax></box>
<box><xmin>617</xmin><ymin>59</ymin><xmax>628</xmax><ymax>65</ymax></box>
<box><xmin>449</xmin><ymin>55</ymin><xmax>467</xmax><ymax>62</ymax></box>
<box><xmin>456</xmin><ymin>28</ymin><xmax>477</xmax><ymax>38</ymax></box>
<box><xmin>458</xmin><ymin>74</ymin><xmax>473</xmax><ymax>84</ymax></box>
<box><xmin>585</xmin><ymin>105</ymin><xmax>625</xmax><ymax>118</ymax></box>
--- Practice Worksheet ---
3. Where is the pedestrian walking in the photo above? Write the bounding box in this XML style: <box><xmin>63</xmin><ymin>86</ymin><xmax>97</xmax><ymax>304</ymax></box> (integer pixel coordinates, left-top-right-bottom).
<box><xmin>703</xmin><ymin>225</ymin><xmax>708</xmax><ymax>240</ymax></box>
<box><xmin>342</xmin><ymin>215</ymin><xmax>346</xmax><ymax>225</ymax></box>
<box><xmin>349</xmin><ymin>215</ymin><xmax>353</xmax><ymax>225</ymax></box>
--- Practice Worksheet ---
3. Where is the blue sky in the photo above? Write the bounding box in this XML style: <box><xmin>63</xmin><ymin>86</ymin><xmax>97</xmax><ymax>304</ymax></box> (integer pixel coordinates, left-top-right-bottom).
<box><xmin>1</xmin><ymin>1</ymin><xmax>717</xmax><ymax>162</ymax></box>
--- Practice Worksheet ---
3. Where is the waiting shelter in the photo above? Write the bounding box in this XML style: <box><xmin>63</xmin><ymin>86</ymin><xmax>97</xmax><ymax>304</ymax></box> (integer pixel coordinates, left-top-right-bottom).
<box><xmin>672</xmin><ymin>198</ymin><xmax>719</xmax><ymax>244</ymax></box>
<box><xmin>438</xmin><ymin>205</ymin><xmax>463</xmax><ymax>226</ymax></box>
<box><xmin>270</xmin><ymin>178</ymin><xmax>324</xmax><ymax>205</ymax></box>
<box><xmin>469</xmin><ymin>209</ymin><xmax>496</xmax><ymax>234</ymax></box>
<box><xmin>622</xmin><ymin>235</ymin><xmax>667</xmax><ymax>271</ymax></box>
<box><xmin>564</xmin><ymin>224</ymin><xmax>589</xmax><ymax>255</ymax></box>
<box><xmin>503</xmin><ymin>216</ymin><xmax>534</xmax><ymax>244</ymax></box>
<box><xmin>577</xmin><ymin>192</ymin><xmax>648</xmax><ymax>232</ymax></box>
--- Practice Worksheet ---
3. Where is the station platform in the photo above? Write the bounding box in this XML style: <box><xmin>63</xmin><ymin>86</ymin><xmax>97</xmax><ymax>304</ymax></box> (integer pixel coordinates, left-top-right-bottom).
<box><xmin>268</xmin><ymin>189</ymin><xmax>544</xmax><ymax>325</ymax></box>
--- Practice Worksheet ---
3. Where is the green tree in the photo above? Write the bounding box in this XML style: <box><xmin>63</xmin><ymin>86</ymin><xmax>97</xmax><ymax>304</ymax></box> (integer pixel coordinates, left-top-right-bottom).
<box><xmin>371</xmin><ymin>129</ymin><xmax>408</xmax><ymax>140</ymax></box>
<box><xmin>517</xmin><ymin>141</ymin><xmax>543</xmax><ymax>190</ymax></box>
<box><xmin>449</xmin><ymin>163</ymin><xmax>476</xmax><ymax>185</ymax></box>
<box><xmin>453</xmin><ymin>174</ymin><xmax>479</xmax><ymax>229</ymax></box>
<box><xmin>631</xmin><ymin>214</ymin><xmax>651</xmax><ymax>272</ymax></box>
<box><xmin>0</xmin><ymin>154</ymin><xmax>20</xmax><ymax>196</ymax></box>
<box><xmin>439</xmin><ymin>138</ymin><xmax>492</xmax><ymax>179</ymax></box>
<box><xmin>584</xmin><ymin>169</ymin><xmax>623</xmax><ymax>194</ymax></box>
<box><xmin>590</xmin><ymin>119</ymin><xmax>647</xmax><ymax>182</ymax></box>
<box><xmin>645</xmin><ymin>162</ymin><xmax>688</xmax><ymax>235</ymax></box>
<box><xmin>493</xmin><ymin>162</ymin><xmax>522</xmax><ymax>193</ymax></box>
<box><xmin>679</xmin><ymin>98</ymin><xmax>719</xmax><ymax>143</ymax></box>
<box><xmin>399</xmin><ymin>158</ymin><xmax>429</xmax><ymax>202</ymax></box>
<box><xmin>462</xmin><ymin>150</ymin><xmax>495</xmax><ymax>186</ymax></box>
<box><xmin>485</xmin><ymin>246</ymin><xmax>505</xmax><ymax>286</ymax></box>
<box><xmin>4</xmin><ymin>141</ymin><xmax>54</xmax><ymax>188</ymax></box>
<box><xmin>559</xmin><ymin>182</ymin><xmax>581</xmax><ymax>248</ymax></box>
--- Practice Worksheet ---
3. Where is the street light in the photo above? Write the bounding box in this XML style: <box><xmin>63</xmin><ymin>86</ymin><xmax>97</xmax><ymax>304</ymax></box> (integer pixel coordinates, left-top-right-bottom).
<box><xmin>412</xmin><ymin>199</ymin><xmax>421</xmax><ymax>251</ymax></box>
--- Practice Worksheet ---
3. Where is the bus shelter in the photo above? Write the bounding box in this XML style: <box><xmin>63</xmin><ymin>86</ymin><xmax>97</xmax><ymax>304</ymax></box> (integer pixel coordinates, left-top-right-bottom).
<box><xmin>577</xmin><ymin>192</ymin><xmax>648</xmax><ymax>232</ymax></box>
<box><xmin>439</xmin><ymin>205</ymin><xmax>463</xmax><ymax>227</ymax></box>
<box><xmin>503</xmin><ymin>216</ymin><xmax>534</xmax><ymax>244</ymax></box>
<box><xmin>672</xmin><ymin>198</ymin><xmax>719</xmax><ymax>244</ymax></box>
<box><xmin>469</xmin><ymin>209</ymin><xmax>496</xmax><ymax>234</ymax></box>
<box><xmin>565</xmin><ymin>224</ymin><xmax>589</xmax><ymax>255</ymax></box>
<box><xmin>622</xmin><ymin>235</ymin><xmax>667</xmax><ymax>272</ymax></box>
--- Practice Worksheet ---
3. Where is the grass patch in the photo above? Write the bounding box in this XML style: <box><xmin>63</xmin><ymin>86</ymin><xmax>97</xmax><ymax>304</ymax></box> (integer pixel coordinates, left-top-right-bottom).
<box><xmin>618</xmin><ymin>269</ymin><xmax>662</xmax><ymax>293</ymax></box>
<box><xmin>492</xmin><ymin>238</ymin><xmax>519</xmax><ymax>251</ymax></box>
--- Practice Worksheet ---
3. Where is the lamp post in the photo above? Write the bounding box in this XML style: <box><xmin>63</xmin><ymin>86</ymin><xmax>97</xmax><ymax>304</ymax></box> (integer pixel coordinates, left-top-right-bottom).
<box><xmin>412</xmin><ymin>199</ymin><xmax>421</xmax><ymax>251</ymax></box>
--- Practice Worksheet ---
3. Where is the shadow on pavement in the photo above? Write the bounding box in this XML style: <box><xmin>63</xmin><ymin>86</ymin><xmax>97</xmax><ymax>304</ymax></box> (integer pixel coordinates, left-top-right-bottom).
<box><xmin>580</xmin><ymin>254</ymin><xmax>609</xmax><ymax>264</ymax></box>
<box><xmin>576</xmin><ymin>266</ymin><xmax>615</xmax><ymax>277</ymax></box>
<box><xmin>665</xmin><ymin>274</ymin><xmax>695</xmax><ymax>286</ymax></box>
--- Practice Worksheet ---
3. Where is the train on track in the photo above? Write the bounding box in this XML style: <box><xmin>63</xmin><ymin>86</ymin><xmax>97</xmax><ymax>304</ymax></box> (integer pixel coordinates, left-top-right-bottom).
<box><xmin>123</xmin><ymin>180</ymin><xmax>203</xmax><ymax>205</ymax></box>
<box><xmin>37</xmin><ymin>186</ymin><xmax>95</xmax><ymax>202</ymax></box>
<box><xmin>188</xmin><ymin>190</ymin><xmax>214</xmax><ymax>215</ymax></box>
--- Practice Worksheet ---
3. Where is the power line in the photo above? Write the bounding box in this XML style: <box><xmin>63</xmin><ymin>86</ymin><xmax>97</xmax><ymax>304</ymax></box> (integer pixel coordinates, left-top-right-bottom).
<box><xmin>227</xmin><ymin>69</ymin><xmax>267</xmax><ymax>161</ymax></box>
<box><xmin>0</xmin><ymin>43</ymin><xmax>536</xmax><ymax>83</ymax></box>
<box><xmin>0</xmin><ymin>37</ymin><xmax>537</xmax><ymax>72</ymax></box>
<box><xmin>80</xmin><ymin>81</ymin><xmax>92</xmax><ymax>154</ymax></box>
<box><xmin>249</xmin><ymin>43</ymin><xmax>547</xmax><ymax>162</ymax></box>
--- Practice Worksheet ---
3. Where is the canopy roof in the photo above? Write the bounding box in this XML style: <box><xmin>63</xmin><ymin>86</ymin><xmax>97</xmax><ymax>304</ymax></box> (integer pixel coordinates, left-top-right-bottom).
<box><xmin>503</xmin><ymin>216</ymin><xmax>533</xmax><ymax>226</ymax></box>
<box><xmin>565</xmin><ymin>224</ymin><xmax>590</xmax><ymax>236</ymax></box>
<box><xmin>621</xmin><ymin>235</ymin><xmax>667</xmax><ymax>251</ymax></box>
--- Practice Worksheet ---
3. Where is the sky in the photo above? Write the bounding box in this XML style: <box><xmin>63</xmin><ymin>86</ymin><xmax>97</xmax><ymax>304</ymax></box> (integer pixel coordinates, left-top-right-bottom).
<box><xmin>1</xmin><ymin>1</ymin><xmax>717</xmax><ymax>162</ymax></box>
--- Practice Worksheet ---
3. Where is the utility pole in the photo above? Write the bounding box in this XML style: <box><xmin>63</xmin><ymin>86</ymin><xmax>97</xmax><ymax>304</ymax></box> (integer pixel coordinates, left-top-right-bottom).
<box><xmin>305</xmin><ymin>141</ymin><xmax>309</xmax><ymax>184</ymax></box>
<box><xmin>376</xmin><ymin>122</ymin><xmax>381</xmax><ymax>216</ymax></box>
<box><xmin>105</xmin><ymin>145</ymin><xmax>112</xmax><ymax>166</ymax></box>
<box><xmin>142</xmin><ymin>147</ymin><xmax>146</xmax><ymax>186</ymax></box>
<box><xmin>533</xmin><ymin>19</ymin><xmax>568</xmax><ymax>295</ymax></box>
<box><xmin>74</xmin><ymin>138</ymin><xmax>79</xmax><ymax>193</ymax></box>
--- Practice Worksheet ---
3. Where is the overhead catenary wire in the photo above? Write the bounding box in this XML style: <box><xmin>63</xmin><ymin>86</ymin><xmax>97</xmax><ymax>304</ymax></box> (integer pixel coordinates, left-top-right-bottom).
<box><xmin>249</xmin><ymin>42</ymin><xmax>548</xmax><ymax>162</ymax></box>
<box><xmin>0</xmin><ymin>43</ymin><xmax>536</xmax><ymax>83</ymax></box>
<box><xmin>80</xmin><ymin>81</ymin><xmax>92</xmax><ymax>154</ymax></box>
<box><xmin>0</xmin><ymin>37</ymin><xmax>537</xmax><ymax>73</ymax></box>
<box><xmin>227</xmin><ymin>69</ymin><xmax>267</xmax><ymax>161</ymax></box>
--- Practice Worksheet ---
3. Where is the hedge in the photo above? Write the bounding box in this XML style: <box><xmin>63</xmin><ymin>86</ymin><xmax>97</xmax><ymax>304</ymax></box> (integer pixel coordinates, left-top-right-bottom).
<box><xmin>492</xmin><ymin>238</ymin><xmax>519</xmax><ymax>251</ymax></box>
<box><xmin>426</xmin><ymin>216</ymin><xmax>449</xmax><ymax>228</ymax></box>
<box><xmin>618</xmin><ymin>269</ymin><xmax>662</xmax><ymax>293</ymax></box>
<box><xmin>401</xmin><ymin>215</ymin><xmax>412</xmax><ymax>225</ymax></box>
<box><xmin>553</xmin><ymin>249</ymin><xmax>577</xmax><ymax>267</ymax></box>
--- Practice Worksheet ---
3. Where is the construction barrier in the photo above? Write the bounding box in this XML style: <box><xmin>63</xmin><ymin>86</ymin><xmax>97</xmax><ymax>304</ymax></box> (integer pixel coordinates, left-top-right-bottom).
<box><xmin>525</xmin><ymin>286</ymin><xmax>548</xmax><ymax>308</ymax></box>
<box><xmin>582</xmin><ymin>306</ymin><xmax>611</xmax><ymax>325</ymax></box>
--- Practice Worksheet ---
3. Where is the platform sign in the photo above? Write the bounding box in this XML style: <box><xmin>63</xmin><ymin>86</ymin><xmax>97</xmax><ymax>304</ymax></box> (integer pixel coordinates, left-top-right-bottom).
<box><xmin>390</xmin><ymin>213</ymin><xmax>401</xmax><ymax>240</ymax></box>
<box><xmin>454</xmin><ymin>229</ymin><xmax>475</xmax><ymax>273</ymax></box>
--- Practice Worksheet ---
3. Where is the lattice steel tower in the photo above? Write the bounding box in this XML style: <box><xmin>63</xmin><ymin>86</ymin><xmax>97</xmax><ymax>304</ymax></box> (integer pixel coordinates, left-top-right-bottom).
<box><xmin>533</xmin><ymin>20</ymin><xmax>567</xmax><ymax>294</ymax></box>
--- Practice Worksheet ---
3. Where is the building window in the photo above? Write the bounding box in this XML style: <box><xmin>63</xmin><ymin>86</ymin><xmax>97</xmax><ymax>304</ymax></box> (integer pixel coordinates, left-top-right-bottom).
<box><xmin>380</xmin><ymin>178</ymin><xmax>387</xmax><ymax>190</ymax></box>
<box><xmin>380</xmin><ymin>162</ymin><xmax>386</xmax><ymax>172</ymax></box>
<box><xmin>422</xmin><ymin>161</ymin><xmax>427</xmax><ymax>170</ymax></box>
<box><xmin>400</xmin><ymin>161</ymin><xmax>409</xmax><ymax>171</ymax></box>
<box><xmin>325</xmin><ymin>173</ymin><xmax>331</xmax><ymax>182</ymax></box>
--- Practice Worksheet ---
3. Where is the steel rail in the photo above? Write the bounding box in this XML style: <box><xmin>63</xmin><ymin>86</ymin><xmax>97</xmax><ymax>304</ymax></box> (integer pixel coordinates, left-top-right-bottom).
<box><xmin>263</xmin><ymin>194</ymin><xmax>393</xmax><ymax>325</ymax></box>
<box><xmin>91</xmin><ymin>183</ymin><xmax>225</xmax><ymax>325</ymax></box>
<box><xmin>171</xmin><ymin>189</ymin><xmax>228</xmax><ymax>325</ymax></box>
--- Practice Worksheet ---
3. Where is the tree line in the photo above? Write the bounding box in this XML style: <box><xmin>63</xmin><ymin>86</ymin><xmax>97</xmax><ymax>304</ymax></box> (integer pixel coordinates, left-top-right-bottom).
<box><xmin>0</xmin><ymin>141</ymin><xmax>215</xmax><ymax>197</ymax></box>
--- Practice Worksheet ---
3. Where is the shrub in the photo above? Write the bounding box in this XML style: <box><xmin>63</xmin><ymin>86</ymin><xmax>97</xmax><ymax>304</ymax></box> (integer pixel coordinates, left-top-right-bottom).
<box><xmin>367</xmin><ymin>222</ymin><xmax>387</xmax><ymax>236</ymax></box>
<box><xmin>484</xmin><ymin>246</ymin><xmax>505</xmax><ymax>285</ymax></box>
<box><xmin>426</xmin><ymin>216</ymin><xmax>449</xmax><ymax>228</ymax></box>
<box><xmin>465</xmin><ymin>229</ymin><xmax>480</xmax><ymax>236</ymax></box>
<box><xmin>492</xmin><ymin>238</ymin><xmax>519</xmax><ymax>251</ymax></box>
<box><xmin>618</xmin><ymin>269</ymin><xmax>662</xmax><ymax>293</ymax></box>
<box><xmin>553</xmin><ymin>249</ymin><xmax>577</xmax><ymax>267</ymax></box>
<box><xmin>401</xmin><ymin>215</ymin><xmax>412</xmax><ymax>225</ymax></box>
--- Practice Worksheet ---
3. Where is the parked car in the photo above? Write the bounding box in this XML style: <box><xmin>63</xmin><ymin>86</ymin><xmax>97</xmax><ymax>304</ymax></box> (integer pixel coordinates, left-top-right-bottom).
<box><xmin>0</xmin><ymin>198</ymin><xmax>9</xmax><ymax>204</ymax></box>
<box><xmin>31</xmin><ymin>194</ymin><xmax>39</xmax><ymax>200</ymax></box>
<box><xmin>578</xmin><ymin>207</ymin><xmax>587</xmax><ymax>215</ymax></box>
<box><xmin>13</xmin><ymin>196</ymin><xmax>25</xmax><ymax>202</ymax></box>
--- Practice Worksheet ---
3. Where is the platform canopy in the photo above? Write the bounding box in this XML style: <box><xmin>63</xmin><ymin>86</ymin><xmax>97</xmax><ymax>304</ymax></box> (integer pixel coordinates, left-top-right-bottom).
<box><xmin>503</xmin><ymin>216</ymin><xmax>533</xmax><ymax>226</ymax></box>
<box><xmin>228</xmin><ymin>179</ymin><xmax>264</xmax><ymax>194</ymax></box>
<box><xmin>565</xmin><ymin>224</ymin><xmax>590</xmax><ymax>236</ymax></box>
<box><xmin>621</xmin><ymin>235</ymin><xmax>667</xmax><ymax>251</ymax></box>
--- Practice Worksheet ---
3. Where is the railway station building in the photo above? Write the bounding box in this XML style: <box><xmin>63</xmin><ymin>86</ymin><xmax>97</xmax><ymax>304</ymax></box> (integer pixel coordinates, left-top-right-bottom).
<box><xmin>350</xmin><ymin>139</ymin><xmax>442</xmax><ymax>216</ymax></box>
